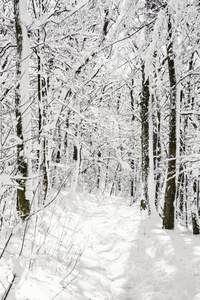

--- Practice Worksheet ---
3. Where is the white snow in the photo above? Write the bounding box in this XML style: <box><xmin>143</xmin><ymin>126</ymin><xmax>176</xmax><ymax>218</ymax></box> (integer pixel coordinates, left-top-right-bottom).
<box><xmin>1</xmin><ymin>193</ymin><xmax>200</xmax><ymax>299</ymax></box>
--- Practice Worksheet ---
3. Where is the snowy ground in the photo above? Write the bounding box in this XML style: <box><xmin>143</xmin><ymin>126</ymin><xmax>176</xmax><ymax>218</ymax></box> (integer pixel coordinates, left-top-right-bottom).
<box><xmin>1</xmin><ymin>192</ymin><xmax>200</xmax><ymax>300</ymax></box>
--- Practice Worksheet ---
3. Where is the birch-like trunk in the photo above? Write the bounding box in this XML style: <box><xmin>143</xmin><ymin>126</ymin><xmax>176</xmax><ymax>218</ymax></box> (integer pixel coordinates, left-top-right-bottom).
<box><xmin>32</xmin><ymin>0</ymin><xmax>49</xmax><ymax>204</ymax></box>
<box><xmin>14</xmin><ymin>0</ymin><xmax>32</xmax><ymax>219</ymax></box>
<box><xmin>149</xmin><ymin>95</ymin><xmax>158</xmax><ymax>216</ymax></box>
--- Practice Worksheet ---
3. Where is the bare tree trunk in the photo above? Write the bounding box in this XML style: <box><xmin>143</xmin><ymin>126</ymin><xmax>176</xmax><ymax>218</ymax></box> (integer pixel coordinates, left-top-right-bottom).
<box><xmin>70</xmin><ymin>111</ymin><xmax>81</xmax><ymax>196</ymax></box>
<box><xmin>191</xmin><ymin>180</ymin><xmax>200</xmax><ymax>235</ymax></box>
<box><xmin>14</xmin><ymin>0</ymin><xmax>32</xmax><ymax>220</ymax></box>
<box><xmin>152</xmin><ymin>96</ymin><xmax>161</xmax><ymax>209</ymax></box>
<box><xmin>163</xmin><ymin>11</ymin><xmax>177</xmax><ymax>229</ymax></box>
<box><xmin>33</xmin><ymin>0</ymin><xmax>49</xmax><ymax>204</ymax></box>
<box><xmin>141</xmin><ymin>63</ymin><xmax>150</xmax><ymax>211</ymax></box>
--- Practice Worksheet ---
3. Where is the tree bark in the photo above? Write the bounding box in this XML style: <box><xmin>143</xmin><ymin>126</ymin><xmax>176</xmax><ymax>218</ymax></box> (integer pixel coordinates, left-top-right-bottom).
<box><xmin>141</xmin><ymin>63</ymin><xmax>150</xmax><ymax>210</ymax></box>
<box><xmin>191</xmin><ymin>180</ymin><xmax>200</xmax><ymax>235</ymax></box>
<box><xmin>163</xmin><ymin>12</ymin><xmax>177</xmax><ymax>229</ymax></box>
<box><xmin>34</xmin><ymin>0</ymin><xmax>49</xmax><ymax>203</ymax></box>
<box><xmin>14</xmin><ymin>0</ymin><xmax>31</xmax><ymax>220</ymax></box>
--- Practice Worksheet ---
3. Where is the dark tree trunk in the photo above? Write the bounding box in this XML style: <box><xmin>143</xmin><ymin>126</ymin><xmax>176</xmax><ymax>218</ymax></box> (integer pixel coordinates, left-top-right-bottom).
<box><xmin>130</xmin><ymin>160</ymin><xmax>135</xmax><ymax>197</ymax></box>
<box><xmin>35</xmin><ymin>25</ymin><xmax>48</xmax><ymax>203</ymax></box>
<box><xmin>141</xmin><ymin>63</ymin><xmax>150</xmax><ymax>210</ymax></box>
<box><xmin>97</xmin><ymin>150</ymin><xmax>101</xmax><ymax>189</ymax></box>
<box><xmin>163</xmin><ymin>12</ymin><xmax>177</xmax><ymax>229</ymax></box>
<box><xmin>130</xmin><ymin>79</ymin><xmax>135</xmax><ymax>121</ymax></box>
<box><xmin>64</xmin><ymin>110</ymin><xmax>71</xmax><ymax>151</ymax></box>
<box><xmin>191</xmin><ymin>212</ymin><xmax>199</xmax><ymax>235</ymax></box>
<box><xmin>38</xmin><ymin>74</ymin><xmax>49</xmax><ymax>203</ymax></box>
<box><xmin>191</xmin><ymin>180</ymin><xmax>200</xmax><ymax>235</ymax></box>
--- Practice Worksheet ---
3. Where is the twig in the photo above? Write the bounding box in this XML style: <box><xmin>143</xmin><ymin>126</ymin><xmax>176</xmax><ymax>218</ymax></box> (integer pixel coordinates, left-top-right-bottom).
<box><xmin>19</xmin><ymin>220</ymin><xmax>29</xmax><ymax>256</ymax></box>
<box><xmin>0</xmin><ymin>232</ymin><xmax>13</xmax><ymax>259</ymax></box>
<box><xmin>1</xmin><ymin>274</ymin><xmax>16</xmax><ymax>300</ymax></box>
<box><xmin>26</xmin><ymin>171</ymin><xmax>72</xmax><ymax>221</ymax></box>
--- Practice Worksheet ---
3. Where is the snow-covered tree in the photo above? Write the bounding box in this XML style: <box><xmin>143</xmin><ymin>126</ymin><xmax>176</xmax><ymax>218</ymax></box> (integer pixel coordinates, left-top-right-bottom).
<box><xmin>162</xmin><ymin>6</ymin><xmax>177</xmax><ymax>229</ymax></box>
<box><xmin>14</xmin><ymin>0</ymin><xmax>32</xmax><ymax>220</ymax></box>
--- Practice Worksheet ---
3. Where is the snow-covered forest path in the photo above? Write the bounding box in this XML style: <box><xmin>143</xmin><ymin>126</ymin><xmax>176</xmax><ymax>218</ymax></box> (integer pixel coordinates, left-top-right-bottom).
<box><xmin>70</xmin><ymin>195</ymin><xmax>140</xmax><ymax>300</ymax></box>
<box><xmin>4</xmin><ymin>193</ymin><xmax>200</xmax><ymax>300</ymax></box>
<box><xmin>68</xmin><ymin>194</ymin><xmax>200</xmax><ymax>300</ymax></box>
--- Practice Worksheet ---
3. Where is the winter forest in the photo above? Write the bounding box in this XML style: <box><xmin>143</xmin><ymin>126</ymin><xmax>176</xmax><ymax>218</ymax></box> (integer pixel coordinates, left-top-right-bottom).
<box><xmin>0</xmin><ymin>0</ymin><xmax>200</xmax><ymax>299</ymax></box>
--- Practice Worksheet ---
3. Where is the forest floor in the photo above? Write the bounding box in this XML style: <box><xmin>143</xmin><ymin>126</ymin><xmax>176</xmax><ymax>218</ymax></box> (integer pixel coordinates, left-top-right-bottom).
<box><xmin>1</xmin><ymin>192</ymin><xmax>200</xmax><ymax>300</ymax></box>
